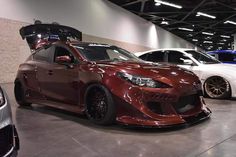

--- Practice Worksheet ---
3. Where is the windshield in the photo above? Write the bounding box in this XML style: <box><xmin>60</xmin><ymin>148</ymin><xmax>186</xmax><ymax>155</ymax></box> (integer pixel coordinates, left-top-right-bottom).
<box><xmin>185</xmin><ymin>50</ymin><xmax>221</xmax><ymax>64</ymax></box>
<box><xmin>73</xmin><ymin>44</ymin><xmax>142</xmax><ymax>62</ymax></box>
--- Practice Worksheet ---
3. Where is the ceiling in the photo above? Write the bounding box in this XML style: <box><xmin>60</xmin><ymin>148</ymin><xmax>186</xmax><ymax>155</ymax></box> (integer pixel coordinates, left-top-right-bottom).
<box><xmin>108</xmin><ymin>0</ymin><xmax>236</xmax><ymax>51</ymax></box>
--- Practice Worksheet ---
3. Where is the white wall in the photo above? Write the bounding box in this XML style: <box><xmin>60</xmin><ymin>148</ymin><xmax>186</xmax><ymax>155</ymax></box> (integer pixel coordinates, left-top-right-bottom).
<box><xmin>0</xmin><ymin>0</ymin><xmax>196</xmax><ymax>49</ymax></box>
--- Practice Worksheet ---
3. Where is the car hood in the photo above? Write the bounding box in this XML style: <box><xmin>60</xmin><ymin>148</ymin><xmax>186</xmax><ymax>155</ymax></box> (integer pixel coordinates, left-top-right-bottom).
<box><xmin>202</xmin><ymin>63</ymin><xmax>236</xmax><ymax>73</ymax></box>
<box><xmin>97</xmin><ymin>61</ymin><xmax>199</xmax><ymax>85</ymax></box>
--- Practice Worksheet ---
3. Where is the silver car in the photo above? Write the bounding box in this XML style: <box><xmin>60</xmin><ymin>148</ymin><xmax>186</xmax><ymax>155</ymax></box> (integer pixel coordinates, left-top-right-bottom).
<box><xmin>0</xmin><ymin>86</ymin><xmax>19</xmax><ymax>157</ymax></box>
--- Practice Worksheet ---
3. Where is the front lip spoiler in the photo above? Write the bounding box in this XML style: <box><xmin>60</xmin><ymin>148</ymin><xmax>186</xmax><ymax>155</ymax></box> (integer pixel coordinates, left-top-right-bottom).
<box><xmin>117</xmin><ymin>108</ymin><xmax>211</xmax><ymax>129</ymax></box>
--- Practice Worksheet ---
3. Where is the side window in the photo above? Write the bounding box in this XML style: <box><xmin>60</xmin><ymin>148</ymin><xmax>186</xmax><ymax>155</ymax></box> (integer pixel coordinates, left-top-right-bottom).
<box><xmin>218</xmin><ymin>53</ymin><xmax>234</xmax><ymax>62</ymax></box>
<box><xmin>54</xmin><ymin>46</ymin><xmax>75</xmax><ymax>63</ymax></box>
<box><xmin>139</xmin><ymin>54</ymin><xmax>149</xmax><ymax>60</ymax></box>
<box><xmin>33</xmin><ymin>47</ymin><xmax>53</xmax><ymax>62</ymax></box>
<box><xmin>167</xmin><ymin>51</ymin><xmax>190</xmax><ymax>65</ymax></box>
<box><xmin>146</xmin><ymin>51</ymin><xmax>165</xmax><ymax>62</ymax></box>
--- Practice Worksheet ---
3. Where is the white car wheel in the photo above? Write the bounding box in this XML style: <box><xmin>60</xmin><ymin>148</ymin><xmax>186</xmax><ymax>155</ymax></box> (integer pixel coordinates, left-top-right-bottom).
<box><xmin>204</xmin><ymin>76</ymin><xmax>231</xmax><ymax>99</ymax></box>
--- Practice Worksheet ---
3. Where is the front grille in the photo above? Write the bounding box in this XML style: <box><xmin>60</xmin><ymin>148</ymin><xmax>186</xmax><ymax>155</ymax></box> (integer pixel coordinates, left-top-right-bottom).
<box><xmin>173</xmin><ymin>94</ymin><xmax>200</xmax><ymax>114</ymax></box>
<box><xmin>0</xmin><ymin>125</ymin><xmax>14</xmax><ymax>157</ymax></box>
<box><xmin>143</xmin><ymin>92</ymin><xmax>177</xmax><ymax>102</ymax></box>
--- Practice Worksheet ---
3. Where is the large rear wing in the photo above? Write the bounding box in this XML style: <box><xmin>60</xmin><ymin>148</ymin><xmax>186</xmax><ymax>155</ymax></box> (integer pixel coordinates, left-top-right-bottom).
<box><xmin>19</xmin><ymin>23</ymin><xmax>82</xmax><ymax>50</ymax></box>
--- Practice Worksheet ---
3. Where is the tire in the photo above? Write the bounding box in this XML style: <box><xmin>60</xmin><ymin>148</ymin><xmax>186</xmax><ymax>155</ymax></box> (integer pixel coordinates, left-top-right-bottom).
<box><xmin>85</xmin><ymin>84</ymin><xmax>116</xmax><ymax>125</ymax></box>
<box><xmin>14</xmin><ymin>81</ymin><xmax>31</xmax><ymax>106</ymax></box>
<box><xmin>204</xmin><ymin>76</ymin><xmax>231</xmax><ymax>99</ymax></box>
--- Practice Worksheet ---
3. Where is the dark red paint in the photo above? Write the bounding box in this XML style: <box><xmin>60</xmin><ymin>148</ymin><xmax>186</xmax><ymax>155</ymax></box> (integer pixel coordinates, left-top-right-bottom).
<box><xmin>15</xmin><ymin>24</ymin><xmax>211</xmax><ymax>127</ymax></box>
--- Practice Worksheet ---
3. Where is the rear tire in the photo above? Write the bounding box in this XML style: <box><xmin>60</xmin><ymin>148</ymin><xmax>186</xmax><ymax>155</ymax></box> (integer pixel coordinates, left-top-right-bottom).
<box><xmin>14</xmin><ymin>81</ymin><xmax>31</xmax><ymax>106</ymax></box>
<box><xmin>204</xmin><ymin>76</ymin><xmax>231</xmax><ymax>99</ymax></box>
<box><xmin>85</xmin><ymin>84</ymin><xmax>116</xmax><ymax>125</ymax></box>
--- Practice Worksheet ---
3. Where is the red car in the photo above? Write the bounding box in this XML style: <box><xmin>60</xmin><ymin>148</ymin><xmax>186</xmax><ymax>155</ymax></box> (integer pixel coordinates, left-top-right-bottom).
<box><xmin>14</xmin><ymin>23</ymin><xmax>211</xmax><ymax>127</ymax></box>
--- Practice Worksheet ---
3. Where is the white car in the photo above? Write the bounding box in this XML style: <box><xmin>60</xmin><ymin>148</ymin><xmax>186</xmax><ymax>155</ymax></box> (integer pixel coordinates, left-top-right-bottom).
<box><xmin>136</xmin><ymin>48</ymin><xmax>236</xmax><ymax>99</ymax></box>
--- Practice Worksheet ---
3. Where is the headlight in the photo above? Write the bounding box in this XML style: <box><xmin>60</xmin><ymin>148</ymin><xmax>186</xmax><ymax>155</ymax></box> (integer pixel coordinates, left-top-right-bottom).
<box><xmin>117</xmin><ymin>72</ymin><xmax>170</xmax><ymax>88</ymax></box>
<box><xmin>0</xmin><ymin>87</ymin><xmax>5</xmax><ymax>107</ymax></box>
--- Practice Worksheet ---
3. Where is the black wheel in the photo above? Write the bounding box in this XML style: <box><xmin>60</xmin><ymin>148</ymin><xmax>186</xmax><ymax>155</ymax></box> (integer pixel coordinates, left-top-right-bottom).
<box><xmin>85</xmin><ymin>84</ymin><xmax>116</xmax><ymax>125</ymax></box>
<box><xmin>204</xmin><ymin>76</ymin><xmax>231</xmax><ymax>99</ymax></box>
<box><xmin>14</xmin><ymin>81</ymin><xmax>31</xmax><ymax>106</ymax></box>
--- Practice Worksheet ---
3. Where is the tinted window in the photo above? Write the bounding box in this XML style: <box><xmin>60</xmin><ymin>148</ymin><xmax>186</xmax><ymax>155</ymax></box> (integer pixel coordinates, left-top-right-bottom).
<box><xmin>34</xmin><ymin>47</ymin><xmax>53</xmax><ymax>62</ymax></box>
<box><xmin>167</xmin><ymin>51</ymin><xmax>189</xmax><ymax>65</ymax></box>
<box><xmin>139</xmin><ymin>54</ymin><xmax>148</xmax><ymax>60</ymax></box>
<box><xmin>218</xmin><ymin>53</ymin><xmax>234</xmax><ymax>62</ymax></box>
<box><xmin>146</xmin><ymin>51</ymin><xmax>165</xmax><ymax>62</ymax></box>
<box><xmin>54</xmin><ymin>46</ymin><xmax>76</xmax><ymax>63</ymax></box>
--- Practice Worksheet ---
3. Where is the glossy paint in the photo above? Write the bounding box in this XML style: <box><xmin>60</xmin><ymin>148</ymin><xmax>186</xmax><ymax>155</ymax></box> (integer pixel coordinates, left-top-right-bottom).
<box><xmin>207</xmin><ymin>50</ymin><xmax>236</xmax><ymax>64</ymax></box>
<box><xmin>16</xmin><ymin>43</ymin><xmax>211</xmax><ymax>127</ymax></box>
<box><xmin>136</xmin><ymin>48</ymin><xmax>236</xmax><ymax>98</ymax></box>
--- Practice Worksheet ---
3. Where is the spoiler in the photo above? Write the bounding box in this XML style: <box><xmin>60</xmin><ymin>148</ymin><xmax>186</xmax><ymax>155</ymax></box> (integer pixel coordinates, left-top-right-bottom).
<box><xmin>19</xmin><ymin>23</ymin><xmax>82</xmax><ymax>50</ymax></box>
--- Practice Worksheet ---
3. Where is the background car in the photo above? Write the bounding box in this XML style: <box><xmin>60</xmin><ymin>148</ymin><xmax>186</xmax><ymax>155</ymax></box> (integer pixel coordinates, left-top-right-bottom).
<box><xmin>207</xmin><ymin>50</ymin><xmax>236</xmax><ymax>64</ymax></box>
<box><xmin>136</xmin><ymin>48</ymin><xmax>236</xmax><ymax>99</ymax></box>
<box><xmin>14</xmin><ymin>24</ymin><xmax>211</xmax><ymax>128</ymax></box>
<box><xmin>0</xmin><ymin>86</ymin><xmax>19</xmax><ymax>157</ymax></box>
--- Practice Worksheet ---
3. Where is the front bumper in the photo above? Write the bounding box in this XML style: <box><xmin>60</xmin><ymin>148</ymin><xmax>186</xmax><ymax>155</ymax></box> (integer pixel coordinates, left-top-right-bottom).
<box><xmin>111</xmin><ymin>80</ymin><xmax>211</xmax><ymax>127</ymax></box>
<box><xmin>117</xmin><ymin>107</ymin><xmax>211</xmax><ymax>128</ymax></box>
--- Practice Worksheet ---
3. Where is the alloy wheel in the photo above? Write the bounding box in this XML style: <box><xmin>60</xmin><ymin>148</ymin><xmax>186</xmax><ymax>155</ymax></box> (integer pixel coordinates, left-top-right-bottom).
<box><xmin>205</xmin><ymin>76</ymin><xmax>230</xmax><ymax>98</ymax></box>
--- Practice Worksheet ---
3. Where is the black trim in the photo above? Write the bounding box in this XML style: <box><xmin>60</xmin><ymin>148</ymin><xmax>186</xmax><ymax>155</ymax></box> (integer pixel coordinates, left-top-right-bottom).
<box><xmin>0</xmin><ymin>125</ymin><xmax>19</xmax><ymax>157</ymax></box>
<box><xmin>19</xmin><ymin>24</ymin><xmax>82</xmax><ymax>50</ymax></box>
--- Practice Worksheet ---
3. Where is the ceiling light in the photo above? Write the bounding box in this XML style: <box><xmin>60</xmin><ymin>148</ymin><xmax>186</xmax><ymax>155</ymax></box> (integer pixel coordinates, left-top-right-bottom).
<box><xmin>218</xmin><ymin>43</ymin><xmax>225</xmax><ymax>45</ymax></box>
<box><xmin>37</xmin><ymin>34</ymin><xmax>42</xmax><ymax>38</ymax></box>
<box><xmin>220</xmin><ymin>35</ymin><xmax>230</xmax><ymax>38</ymax></box>
<box><xmin>203</xmin><ymin>41</ymin><xmax>213</xmax><ymax>44</ymax></box>
<box><xmin>202</xmin><ymin>32</ymin><xmax>214</xmax><ymax>36</ymax></box>
<box><xmin>192</xmin><ymin>39</ymin><xmax>198</xmax><ymax>41</ymax></box>
<box><xmin>196</xmin><ymin>12</ymin><xmax>216</xmax><ymax>19</ymax></box>
<box><xmin>154</xmin><ymin>0</ymin><xmax>182</xmax><ymax>9</ymax></box>
<box><xmin>161</xmin><ymin>21</ymin><xmax>169</xmax><ymax>25</ymax></box>
<box><xmin>178</xmin><ymin>27</ymin><xmax>193</xmax><ymax>31</ymax></box>
<box><xmin>155</xmin><ymin>2</ymin><xmax>161</xmax><ymax>6</ymax></box>
<box><xmin>224</xmin><ymin>20</ymin><xmax>236</xmax><ymax>25</ymax></box>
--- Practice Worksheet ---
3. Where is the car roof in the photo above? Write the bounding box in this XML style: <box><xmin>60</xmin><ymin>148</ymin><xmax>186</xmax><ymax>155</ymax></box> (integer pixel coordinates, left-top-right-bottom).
<box><xmin>135</xmin><ymin>48</ymin><xmax>194</xmax><ymax>56</ymax></box>
<box><xmin>207</xmin><ymin>50</ymin><xmax>236</xmax><ymax>54</ymax></box>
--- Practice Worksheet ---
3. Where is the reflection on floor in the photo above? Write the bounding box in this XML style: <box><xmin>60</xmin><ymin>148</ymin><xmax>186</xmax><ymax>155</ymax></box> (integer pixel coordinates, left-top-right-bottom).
<box><xmin>2</xmin><ymin>83</ymin><xmax>236</xmax><ymax>157</ymax></box>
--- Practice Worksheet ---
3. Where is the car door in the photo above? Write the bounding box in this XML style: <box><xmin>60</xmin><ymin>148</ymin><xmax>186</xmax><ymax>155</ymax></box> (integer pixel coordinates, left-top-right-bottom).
<box><xmin>34</xmin><ymin>46</ymin><xmax>55</xmax><ymax>99</ymax></box>
<box><xmin>43</xmin><ymin>45</ymin><xmax>79</xmax><ymax>105</ymax></box>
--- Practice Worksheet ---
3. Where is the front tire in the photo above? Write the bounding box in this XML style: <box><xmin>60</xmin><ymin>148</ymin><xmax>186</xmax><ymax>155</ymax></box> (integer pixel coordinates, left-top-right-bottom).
<box><xmin>85</xmin><ymin>84</ymin><xmax>116</xmax><ymax>125</ymax></box>
<box><xmin>14</xmin><ymin>81</ymin><xmax>31</xmax><ymax>106</ymax></box>
<box><xmin>204</xmin><ymin>76</ymin><xmax>231</xmax><ymax>99</ymax></box>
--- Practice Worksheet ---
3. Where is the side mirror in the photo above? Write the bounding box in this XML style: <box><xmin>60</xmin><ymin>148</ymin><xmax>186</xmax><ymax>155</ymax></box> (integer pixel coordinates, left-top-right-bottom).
<box><xmin>183</xmin><ymin>59</ymin><xmax>194</xmax><ymax>65</ymax></box>
<box><xmin>55</xmin><ymin>55</ymin><xmax>72</xmax><ymax>64</ymax></box>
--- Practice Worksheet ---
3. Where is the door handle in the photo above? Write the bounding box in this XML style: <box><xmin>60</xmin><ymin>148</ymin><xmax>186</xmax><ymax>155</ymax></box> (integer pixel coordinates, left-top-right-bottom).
<box><xmin>48</xmin><ymin>70</ymin><xmax>53</xmax><ymax>75</ymax></box>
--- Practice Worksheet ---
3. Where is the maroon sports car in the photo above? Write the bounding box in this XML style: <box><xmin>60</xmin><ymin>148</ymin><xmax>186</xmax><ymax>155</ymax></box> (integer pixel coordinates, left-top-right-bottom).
<box><xmin>14</xmin><ymin>23</ymin><xmax>211</xmax><ymax>127</ymax></box>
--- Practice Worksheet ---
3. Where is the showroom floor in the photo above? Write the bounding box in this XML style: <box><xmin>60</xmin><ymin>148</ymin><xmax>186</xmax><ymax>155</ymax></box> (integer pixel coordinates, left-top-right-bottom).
<box><xmin>2</xmin><ymin>83</ymin><xmax>236</xmax><ymax>157</ymax></box>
